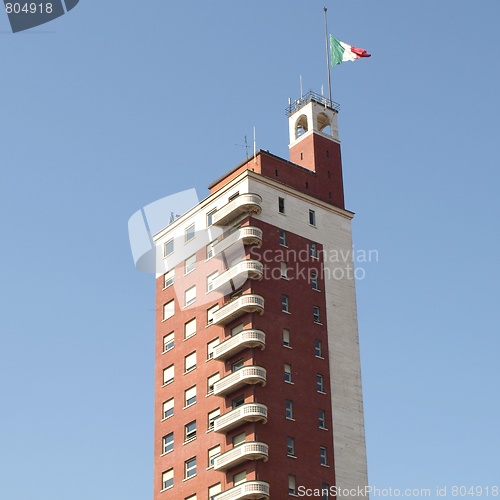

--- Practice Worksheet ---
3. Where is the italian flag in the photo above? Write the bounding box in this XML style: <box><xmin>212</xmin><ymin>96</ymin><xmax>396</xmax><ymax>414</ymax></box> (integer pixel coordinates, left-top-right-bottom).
<box><xmin>330</xmin><ymin>35</ymin><xmax>371</xmax><ymax>66</ymax></box>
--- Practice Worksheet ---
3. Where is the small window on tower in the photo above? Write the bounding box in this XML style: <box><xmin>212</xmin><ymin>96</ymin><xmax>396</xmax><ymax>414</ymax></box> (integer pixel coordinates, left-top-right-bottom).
<box><xmin>278</xmin><ymin>197</ymin><xmax>285</xmax><ymax>214</ymax></box>
<box><xmin>309</xmin><ymin>209</ymin><xmax>316</xmax><ymax>226</ymax></box>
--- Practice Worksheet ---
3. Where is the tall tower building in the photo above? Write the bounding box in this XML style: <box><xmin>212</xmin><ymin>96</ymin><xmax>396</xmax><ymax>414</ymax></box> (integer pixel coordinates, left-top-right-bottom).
<box><xmin>152</xmin><ymin>92</ymin><xmax>368</xmax><ymax>500</ymax></box>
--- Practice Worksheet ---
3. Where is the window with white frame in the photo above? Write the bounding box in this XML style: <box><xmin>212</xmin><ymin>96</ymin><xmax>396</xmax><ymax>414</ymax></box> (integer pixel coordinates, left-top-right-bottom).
<box><xmin>280</xmin><ymin>261</ymin><xmax>288</xmax><ymax>279</ymax></box>
<box><xmin>207</xmin><ymin>209</ymin><xmax>217</xmax><ymax>227</ymax></box>
<box><xmin>320</xmin><ymin>446</ymin><xmax>328</xmax><ymax>465</ymax></box>
<box><xmin>287</xmin><ymin>436</ymin><xmax>295</xmax><ymax>456</ymax></box>
<box><xmin>279</xmin><ymin>228</ymin><xmax>287</xmax><ymax>246</ymax></box>
<box><xmin>185</xmin><ymin>223</ymin><xmax>195</xmax><ymax>242</ymax></box>
<box><xmin>164</xmin><ymin>238</ymin><xmax>174</xmax><ymax>257</ymax></box>
<box><xmin>313</xmin><ymin>305</ymin><xmax>321</xmax><ymax>323</ymax></box>
<box><xmin>185</xmin><ymin>421</ymin><xmax>196</xmax><ymax>442</ymax></box>
<box><xmin>185</xmin><ymin>352</ymin><xmax>196</xmax><ymax>373</ymax></box>
<box><xmin>278</xmin><ymin>196</ymin><xmax>285</xmax><ymax>214</ymax></box>
<box><xmin>319</xmin><ymin>409</ymin><xmax>327</xmax><ymax>429</ymax></box>
<box><xmin>185</xmin><ymin>285</ymin><xmax>196</xmax><ymax>307</ymax></box>
<box><xmin>185</xmin><ymin>457</ymin><xmax>197</xmax><ymax>479</ymax></box>
<box><xmin>207</xmin><ymin>408</ymin><xmax>220</xmax><ymax>431</ymax></box>
<box><xmin>232</xmin><ymin>395</ymin><xmax>245</xmax><ymax>409</ymax></box>
<box><xmin>309</xmin><ymin>209</ymin><xmax>316</xmax><ymax>226</ymax></box>
<box><xmin>315</xmin><ymin>339</ymin><xmax>323</xmax><ymax>357</ymax></box>
<box><xmin>163</xmin><ymin>300</ymin><xmax>174</xmax><ymax>321</ymax></box>
<box><xmin>209</xmin><ymin>483</ymin><xmax>222</xmax><ymax>500</ymax></box>
<box><xmin>282</xmin><ymin>294</ymin><xmax>289</xmax><ymax>313</ymax></box>
<box><xmin>185</xmin><ymin>495</ymin><xmax>197</xmax><ymax>500</ymax></box>
<box><xmin>162</xmin><ymin>468</ymin><xmax>173</xmax><ymax>490</ymax></box>
<box><xmin>185</xmin><ymin>386</ymin><xmax>197</xmax><ymax>407</ymax></box>
<box><xmin>286</xmin><ymin>399</ymin><xmax>294</xmax><ymax>419</ymax></box>
<box><xmin>207</xmin><ymin>338</ymin><xmax>219</xmax><ymax>359</ymax></box>
<box><xmin>163</xmin><ymin>365</ymin><xmax>174</xmax><ymax>385</ymax></box>
<box><xmin>289</xmin><ymin>475</ymin><xmax>297</xmax><ymax>495</ymax></box>
<box><xmin>317</xmin><ymin>374</ymin><xmax>325</xmax><ymax>393</ymax></box>
<box><xmin>232</xmin><ymin>359</ymin><xmax>244</xmax><ymax>372</ymax></box>
<box><xmin>185</xmin><ymin>254</ymin><xmax>196</xmax><ymax>274</ymax></box>
<box><xmin>233</xmin><ymin>471</ymin><xmax>246</xmax><ymax>486</ymax></box>
<box><xmin>311</xmin><ymin>271</ymin><xmax>319</xmax><ymax>290</ymax></box>
<box><xmin>283</xmin><ymin>328</ymin><xmax>291</xmax><ymax>347</ymax></box>
<box><xmin>284</xmin><ymin>363</ymin><xmax>292</xmax><ymax>383</ymax></box>
<box><xmin>310</xmin><ymin>241</ymin><xmax>318</xmax><ymax>258</ymax></box>
<box><xmin>207</xmin><ymin>373</ymin><xmax>220</xmax><ymax>395</ymax></box>
<box><xmin>162</xmin><ymin>432</ymin><xmax>174</xmax><ymax>454</ymax></box>
<box><xmin>232</xmin><ymin>432</ymin><xmax>246</xmax><ymax>447</ymax></box>
<box><xmin>208</xmin><ymin>445</ymin><xmax>221</xmax><ymax>468</ymax></box>
<box><xmin>207</xmin><ymin>271</ymin><xmax>219</xmax><ymax>292</ymax></box>
<box><xmin>231</xmin><ymin>323</ymin><xmax>244</xmax><ymax>336</ymax></box>
<box><xmin>207</xmin><ymin>304</ymin><xmax>219</xmax><ymax>325</ymax></box>
<box><xmin>163</xmin><ymin>269</ymin><xmax>174</xmax><ymax>289</ymax></box>
<box><xmin>206</xmin><ymin>241</ymin><xmax>216</xmax><ymax>260</ymax></box>
<box><xmin>163</xmin><ymin>332</ymin><xmax>174</xmax><ymax>352</ymax></box>
<box><xmin>184</xmin><ymin>318</ymin><xmax>196</xmax><ymax>339</ymax></box>
<box><xmin>163</xmin><ymin>398</ymin><xmax>174</xmax><ymax>419</ymax></box>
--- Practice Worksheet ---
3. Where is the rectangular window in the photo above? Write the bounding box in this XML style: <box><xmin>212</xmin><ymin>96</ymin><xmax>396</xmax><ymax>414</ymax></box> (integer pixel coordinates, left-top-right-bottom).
<box><xmin>233</xmin><ymin>471</ymin><xmax>246</xmax><ymax>486</ymax></box>
<box><xmin>309</xmin><ymin>209</ymin><xmax>316</xmax><ymax>226</ymax></box>
<box><xmin>284</xmin><ymin>363</ymin><xmax>292</xmax><ymax>383</ymax></box>
<box><xmin>286</xmin><ymin>399</ymin><xmax>294</xmax><ymax>419</ymax></box>
<box><xmin>163</xmin><ymin>365</ymin><xmax>174</xmax><ymax>385</ymax></box>
<box><xmin>232</xmin><ymin>359</ymin><xmax>244</xmax><ymax>372</ymax></box>
<box><xmin>164</xmin><ymin>238</ymin><xmax>174</xmax><ymax>257</ymax></box>
<box><xmin>208</xmin><ymin>445</ymin><xmax>221</xmax><ymax>467</ymax></box>
<box><xmin>185</xmin><ymin>457</ymin><xmax>197</xmax><ymax>479</ymax></box>
<box><xmin>162</xmin><ymin>432</ymin><xmax>174</xmax><ymax>454</ymax></box>
<box><xmin>315</xmin><ymin>339</ymin><xmax>323</xmax><ymax>357</ymax></box>
<box><xmin>207</xmin><ymin>209</ymin><xmax>217</xmax><ymax>227</ymax></box>
<box><xmin>231</xmin><ymin>323</ymin><xmax>244</xmax><ymax>336</ymax></box>
<box><xmin>207</xmin><ymin>271</ymin><xmax>219</xmax><ymax>292</ymax></box>
<box><xmin>163</xmin><ymin>398</ymin><xmax>174</xmax><ymax>419</ymax></box>
<box><xmin>317</xmin><ymin>374</ymin><xmax>325</xmax><ymax>393</ymax></box>
<box><xmin>280</xmin><ymin>261</ymin><xmax>288</xmax><ymax>279</ymax></box>
<box><xmin>207</xmin><ymin>408</ymin><xmax>220</xmax><ymax>431</ymax></box>
<box><xmin>320</xmin><ymin>446</ymin><xmax>328</xmax><ymax>466</ymax></box>
<box><xmin>163</xmin><ymin>269</ymin><xmax>174</xmax><ymax>288</ymax></box>
<box><xmin>185</xmin><ymin>223</ymin><xmax>195</xmax><ymax>242</ymax></box>
<box><xmin>287</xmin><ymin>437</ymin><xmax>295</xmax><ymax>456</ymax></box>
<box><xmin>207</xmin><ymin>304</ymin><xmax>219</xmax><ymax>325</ymax></box>
<box><xmin>322</xmin><ymin>484</ymin><xmax>330</xmax><ymax>500</ymax></box>
<box><xmin>207</xmin><ymin>373</ymin><xmax>220</xmax><ymax>395</ymax></box>
<box><xmin>233</xmin><ymin>432</ymin><xmax>246</xmax><ymax>447</ymax></box>
<box><xmin>232</xmin><ymin>395</ymin><xmax>245</xmax><ymax>409</ymax></box>
<box><xmin>288</xmin><ymin>475</ymin><xmax>297</xmax><ymax>495</ymax></box>
<box><xmin>209</xmin><ymin>484</ymin><xmax>222</xmax><ymax>500</ymax></box>
<box><xmin>278</xmin><ymin>196</ymin><xmax>285</xmax><ymax>214</ymax></box>
<box><xmin>185</xmin><ymin>421</ymin><xmax>196</xmax><ymax>442</ymax></box>
<box><xmin>185</xmin><ymin>318</ymin><xmax>196</xmax><ymax>339</ymax></box>
<box><xmin>185</xmin><ymin>285</ymin><xmax>196</xmax><ymax>307</ymax></box>
<box><xmin>311</xmin><ymin>271</ymin><xmax>319</xmax><ymax>290</ymax></box>
<box><xmin>186</xmin><ymin>495</ymin><xmax>197</xmax><ymax>500</ymax></box>
<box><xmin>283</xmin><ymin>328</ymin><xmax>291</xmax><ymax>347</ymax></box>
<box><xmin>185</xmin><ymin>386</ymin><xmax>197</xmax><ymax>407</ymax></box>
<box><xmin>310</xmin><ymin>242</ymin><xmax>318</xmax><ymax>258</ymax></box>
<box><xmin>207</xmin><ymin>338</ymin><xmax>219</xmax><ymax>359</ymax></box>
<box><xmin>162</xmin><ymin>469</ymin><xmax>173</xmax><ymax>490</ymax></box>
<box><xmin>279</xmin><ymin>229</ymin><xmax>287</xmax><ymax>246</ymax></box>
<box><xmin>163</xmin><ymin>300</ymin><xmax>175</xmax><ymax>321</ymax></box>
<box><xmin>163</xmin><ymin>332</ymin><xmax>174</xmax><ymax>352</ymax></box>
<box><xmin>185</xmin><ymin>254</ymin><xmax>196</xmax><ymax>274</ymax></box>
<box><xmin>313</xmin><ymin>305</ymin><xmax>321</xmax><ymax>323</ymax></box>
<box><xmin>319</xmin><ymin>409</ymin><xmax>327</xmax><ymax>429</ymax></box>
<box><xmin>282</xmin><ymin>295</ymin><xmax>289</xmax><ymax>313</ymax></box>
<box><xmin>185</xmin><ymin>352</ymin><xmax>197</xmax><ymax>373</ymax></box>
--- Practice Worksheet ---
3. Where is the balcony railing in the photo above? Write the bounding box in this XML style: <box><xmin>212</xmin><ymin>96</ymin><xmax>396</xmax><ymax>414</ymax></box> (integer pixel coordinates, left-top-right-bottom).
<box><xmin>213</xmin><ymin>481</ymin><xmax>270</xmax><ymax>500</ymax></box>
<box><xmin>212</xmin><ymin>294</ymin><xmax>264</xmax><ymax>326</ymax></box>
<box><xmin>213</xmin><ymin>366</ymin><xmax>266</xmax><ymax>396</ymax></box>
<box><xmin>213</xmin><ymin>194</ymin><xmax>263</xmax><ymax>226</ymax></box>
<box><xmin>214</xmin><ymin>403</ymin><xmax>268</xmax><ymax>433</ymax></box>
<box><xmin>213</xmin><ymin>329</ymin><xmax>266</xmax><ymax>361</ymax></box>
<box><xmin>213</xmin><ymin>226</ymin><xmax>263</xmax><ymax>256</ymax></box>
<box><xmin>212</xmin><ymin>260</ymin><xmax>263</xmax><ymax>293</ymax></box>
<box><xmin>214</xmin><ymin>441</ymin><xmax>269</xmax><ymax>471</ymax></box>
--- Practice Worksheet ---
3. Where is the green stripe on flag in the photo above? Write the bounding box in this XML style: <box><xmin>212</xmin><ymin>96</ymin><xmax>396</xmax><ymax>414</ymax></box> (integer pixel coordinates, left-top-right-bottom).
<box><xmin>330</xmin><ymin>35</ymin><xmax>345</xmax><ymax>66</ymax></box>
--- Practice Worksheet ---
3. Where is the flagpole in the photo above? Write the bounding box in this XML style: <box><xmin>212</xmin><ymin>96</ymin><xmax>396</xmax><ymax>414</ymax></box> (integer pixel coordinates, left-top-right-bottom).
<box><xmin>323</xmin><ymin>6</ymin><xmax>332</xmax><ymax>103</ymax></box>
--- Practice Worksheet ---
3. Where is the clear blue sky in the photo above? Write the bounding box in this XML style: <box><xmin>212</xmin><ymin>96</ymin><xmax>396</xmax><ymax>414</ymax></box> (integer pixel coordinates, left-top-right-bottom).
<box><xmin>1</xmin><ymin>1</ymin><xmax>499</xmax><ymax>499</ymax></box>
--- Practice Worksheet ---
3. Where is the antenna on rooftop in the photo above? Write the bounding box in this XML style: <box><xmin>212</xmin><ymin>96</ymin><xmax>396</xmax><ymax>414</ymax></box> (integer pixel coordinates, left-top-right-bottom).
<box><xmin>253</xmin><ymin>126</ymin><xmax>257</xmax><ymax>164</ymax></box>
<box><xmin>300</xmin><ymin>74</ymin><xmax>303</xmax><ymax>98</ymax></box>
<box><xmin>235</xmin><ymin>135</ymin><xmax>250</xmax><ymax>161</ymax></box>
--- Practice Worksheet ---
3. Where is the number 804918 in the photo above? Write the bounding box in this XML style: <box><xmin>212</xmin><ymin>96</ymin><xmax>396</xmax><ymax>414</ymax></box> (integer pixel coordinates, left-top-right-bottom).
<box><xmin>5</xmin><ymin>3</ymin><xmax>53</xmax><ymax>14</ymax></box>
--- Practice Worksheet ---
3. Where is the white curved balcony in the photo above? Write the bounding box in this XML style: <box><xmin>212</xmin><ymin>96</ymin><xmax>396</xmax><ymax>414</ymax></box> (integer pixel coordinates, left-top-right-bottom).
<box><xmin>213</xmin><ymin>329</ymin><xmax>266</xmax><ymax>361</ymax></box>
<box><xmin>214</xmin><ymin>441</ymin><xmax>269</xmax><ymax>471</ymax></box>
<box><xmin>213</xmin><ymin>226</ymin><xmax>263</xmax><ymax>256</ymax></box>
<box><xmin>212</xmin><ymin>294</ymin><xmax>264</xmax><ymax>326</ymax></box>
<box><xmin>213</xmin><ymin>366</ymin><xmax>266</xmax><ymax>396</ymax></box>
<box><xmin>214</xmin><ymin>403</ymin><xmax>268</xmax><ymax>433</ymax></box>
<box><xmin>213</xmin><ymin>194</ymin><xmax>263</xmax><ymax>226</ymax></box>
<box><xmin>212</xmin><ymin>260</ymin><xmax>263</xmax><ymax>293</ymax></box>
<box><xmin>214</xmin><ymin>481</ymin><xmax>270</xmax><ymax>500</ymax></box>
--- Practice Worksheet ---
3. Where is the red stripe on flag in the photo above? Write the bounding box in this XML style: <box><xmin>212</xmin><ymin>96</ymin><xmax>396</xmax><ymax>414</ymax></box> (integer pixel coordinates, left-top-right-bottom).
<box><xmin>351</xmin><ymin>46</ymin><xmax>371</xmax><ymax>58</ymax></box>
